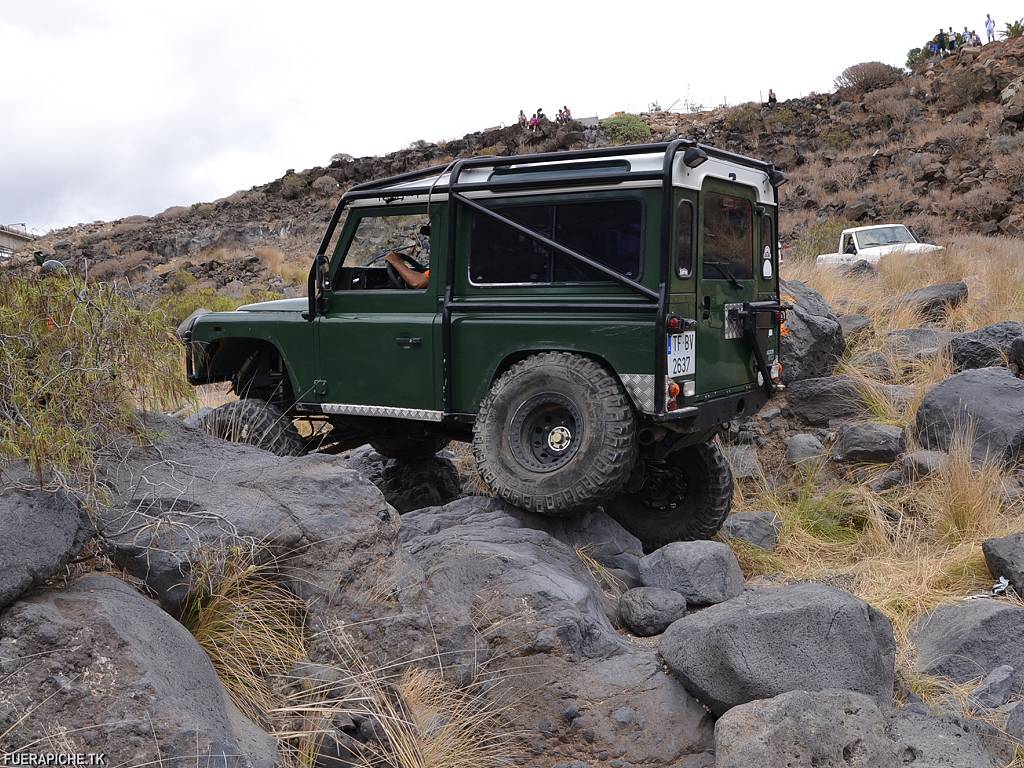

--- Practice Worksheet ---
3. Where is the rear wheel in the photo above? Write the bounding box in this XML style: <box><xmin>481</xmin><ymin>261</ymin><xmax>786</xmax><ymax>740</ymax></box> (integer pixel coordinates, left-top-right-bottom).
<box><xmin>473</xmin><ymin>352</ymin><xmax>637</xmax><ymax>515</ymax></box>
<box><xmin>369</xmin><ymin>435</ymin><xmax>449</xmax><ymax>461</ymax></box>
<box><xmin>605</xmin><ymin>441</ymin><xmax>733</xmax><ymax>552</ymax></box>
<box><xmin>199</xmin><ymin>399</ymin><xmax>305</xmax><ymax>457</ymax></box>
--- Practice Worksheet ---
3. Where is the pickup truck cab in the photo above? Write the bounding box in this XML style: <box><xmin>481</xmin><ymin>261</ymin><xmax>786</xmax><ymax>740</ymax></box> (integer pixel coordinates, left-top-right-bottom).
<box><xmin>816</xmin><ymin>224</ymin><xmax>942</xmax><ymax>266</ymax></box>
<box><xmin>181</xmin><ymin>141</ymin><xmax>789</xmax><ymax>550</ymax></box>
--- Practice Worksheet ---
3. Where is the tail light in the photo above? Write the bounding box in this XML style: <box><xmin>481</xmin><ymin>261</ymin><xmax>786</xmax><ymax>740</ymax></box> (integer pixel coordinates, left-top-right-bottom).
<box><xmin>666</xmin><ymin>315</ymin><xmax>683</xmax><ymax>332</ymax></box>
<box><xmin>667</xmin><ymin>381</ymin><xmax>681</xmax><ymax>399</ymax></box>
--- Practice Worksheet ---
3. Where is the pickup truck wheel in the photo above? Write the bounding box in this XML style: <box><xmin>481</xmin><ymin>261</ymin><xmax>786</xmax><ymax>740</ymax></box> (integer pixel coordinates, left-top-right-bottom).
<box><xmin>199</xmin><ymin>399</ymin><xmax>305</xmax><ymax>457</ymax></box>
<box><xmin>369</xmin><ymin>435</ymin><xmax>449</xmax><ymax>460</ymax></box>
<box><xmin>473</xmin><ymin>352</ymin><xmax>637</xmax><ymax>516</ymax></box>
<box><xmin>604</xmin><ymin>441</ymin><xmax>732</xmax><ymax>553</ymax></box>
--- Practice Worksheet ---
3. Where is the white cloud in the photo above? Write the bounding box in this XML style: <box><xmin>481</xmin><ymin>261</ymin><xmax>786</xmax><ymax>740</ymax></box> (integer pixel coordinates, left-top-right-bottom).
<box><xmin>2</xmin><ymin>0</ymin><xmax>1018</xmax><ymax>231</ymax></box>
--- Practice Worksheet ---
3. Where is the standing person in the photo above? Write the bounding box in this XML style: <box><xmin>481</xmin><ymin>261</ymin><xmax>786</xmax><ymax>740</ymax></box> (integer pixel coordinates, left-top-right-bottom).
<box><xmin>518</xmin><ymin>109</ymin><xmax>527</xmax><ymax>128</ymax></box>
<box><xmin>937</xmin><ymin>28</ymin><xmax>948</xmax><ymax>53</ymax></box>
<box><xmin>986</xmin><ymin>14</ymin><xmax>996</xmax><ymax>42</ymax></box>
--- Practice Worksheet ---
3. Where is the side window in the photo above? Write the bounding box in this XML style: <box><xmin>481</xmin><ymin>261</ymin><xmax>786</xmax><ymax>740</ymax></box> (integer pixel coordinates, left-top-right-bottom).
<box><xmin>676</xmin><ymin>201</ymin><xmax>694</xmax><ymax>278</ymax></box>
<box><xmin>703</xmin><ymin>192</ymin><xmax>753</xmax><ymax>280</ymax></box>
<box><xmin>553</xmin><ymin>200</ymin><xmax>642</xmax><ymax>281</ymax></box>
<box><xmin>469</xmin><ymin>204</ymin><xmax>553</xmax><ymax>283</ymax></box>
<box><xmin>344</xmin><ymin>211</ymin><xmax>431</xmax><ymax>267</ymax></box>
<box><xmin>469</xmin><ymin>199</ymin><xmax>642</xmax><ymax>284</ymax></box>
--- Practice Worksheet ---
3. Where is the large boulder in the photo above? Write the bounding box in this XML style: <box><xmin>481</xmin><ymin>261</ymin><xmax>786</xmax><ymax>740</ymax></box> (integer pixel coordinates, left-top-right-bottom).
<box><xmin>982</xmin><ymin>533</ymin><xmax>1024</xmax><ymax>595</ymax></box>
<box><xmin>888</xmin><ymin>709</ymin><xmax>1007</xmax><ymax>768</ymax></box>
<box><xmin>915</xmin><ymin>367</ymin><xmax>1024</xmax><ymax>465</ymax></box>
<box><xmin>638</xmin><ymin>541</ymin><xmax>744</xmax><ymax>606</ymax></box>
<box><xmin>0</xmin><ymin>574</ymin><xmax>276</xmax><ymax>766</ymax></box>
<box><xmin>714</xmin><ymin>689</ymin><xmax>899</xmax><ymax>768</ymax></box>
<box><xmin>399</xmin><ymin>496</ymin><xmax>713</xmax><ymax>765</ymax></box>
<box><xmin>832</xmin><ymin>422</ymin><xmax>906</xmax><ymax>463</ymax></box>
<box><xmin>785</xmin><ymin>433</ymin><xmax>826</xmax><ymax>465</ymax></box>
<box><xmin>882</xmin><ymin>327</ymin><xmax>954</xmax><ymax>362</ymax></box>
<box><xmin>888</xmin><ymin>281</ymin><xmax>969</xmax><ymax>320</ymax></box>
<box><xmin>659</xmin><ymin>583</ymin><xmax>895</xmax><ymax>715</ymax></box>
<box><xmin>95</xmin><ymin>413</ymin><xmax>400</xmax><ymax>619</ymax></box>
<box><xmin>912</xmin><ymin>599</ymin><xmax>1024</xmax><ymax>683</ymax></box>
<box><xmin>779</xmin><ymin>280</ymin><xmax>845</xmax><ymax>384</ymax></box>
<box><xmin>786</xmin><ymin>374</ymin><xmax>912</xmax><ymax>426</ymax></box>
<box><xmin>948</xmin><ymin>321</ymin><xmax>1024</xmax><ymax>371</ymax></box>
<box><xmin>0</xmin><ymin>468</ymin><xmax>92</xmax><ymax>610</ymax></box>
<box><xmin>618</xmin><ymin>586</ymin><xmax>687</xmax><ymax>636</ymax></box>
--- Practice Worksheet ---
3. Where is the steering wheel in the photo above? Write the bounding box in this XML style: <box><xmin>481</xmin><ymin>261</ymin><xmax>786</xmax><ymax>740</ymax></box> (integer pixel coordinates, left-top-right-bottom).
<box><xmin>385</xmin><ymin>251</ymin><xmax>428</xmax><ymax>289</ymax></box>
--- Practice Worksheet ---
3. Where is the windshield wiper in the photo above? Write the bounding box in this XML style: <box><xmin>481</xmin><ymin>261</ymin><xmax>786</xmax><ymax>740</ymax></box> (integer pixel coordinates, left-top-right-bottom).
<box><xmin>704</xmin><ymin>261</ymin><xmax>743</xmax><ymax>290</ymax></box>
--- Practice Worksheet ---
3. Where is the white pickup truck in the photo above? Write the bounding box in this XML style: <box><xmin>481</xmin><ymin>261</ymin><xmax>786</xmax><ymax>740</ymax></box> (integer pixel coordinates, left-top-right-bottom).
<box><xmin>816</xmin><ymin>224</ymin><xmax>943</xmax><ymax>266</ymax></box>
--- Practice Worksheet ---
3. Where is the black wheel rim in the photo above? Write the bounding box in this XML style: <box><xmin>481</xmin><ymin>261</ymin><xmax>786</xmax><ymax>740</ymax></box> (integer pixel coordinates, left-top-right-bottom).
<box><xmin>509</xmin><ymin>393</ymin><xmax>582</xmax><ymax>473</ymax></box>
<box><xmin>636</xmin><ymin>458</ymin><xmax>689</xmax><ymax>511</ymax></box>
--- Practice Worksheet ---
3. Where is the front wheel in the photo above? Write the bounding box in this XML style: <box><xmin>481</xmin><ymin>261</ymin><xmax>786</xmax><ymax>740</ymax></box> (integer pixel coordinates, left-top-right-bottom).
<box><xmin>604</xmin><ymin>441</ymin><xmax>733</xmax><ymax>552</ymax></box>
<box><xmin>473</xmin><ymin>352</ymin><xmax>637</xmax><ymax>515</ymax></box>
<box><xmin>199</xmin><ymin>399</ymin><xmax>305</xmax><ymax>457</ymax></box>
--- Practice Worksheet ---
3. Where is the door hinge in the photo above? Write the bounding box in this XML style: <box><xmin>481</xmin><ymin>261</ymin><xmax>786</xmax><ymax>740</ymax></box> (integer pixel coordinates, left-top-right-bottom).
<box><xmin>314</xmin><ymin>379</ymin><xmax>328</xmax><ymax>395</ymax></box>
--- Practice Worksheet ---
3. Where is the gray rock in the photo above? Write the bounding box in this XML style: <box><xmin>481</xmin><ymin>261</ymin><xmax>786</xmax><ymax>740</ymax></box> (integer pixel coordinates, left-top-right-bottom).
<box><xmin>982</xmin><ymin>533</ymin><xmax>1024</xmax><ymax>595</ymax></box>
<box><xmin>0</xmin><ymin>467</ymin><xmax>92</xmax><ymax>610</ymax></box>
<box><xmin>787</xmin><ymin>375</ymin><xmax>913</xmax><ymax>427</ymax></box>
<box><xmin>345</xmin><ymin>445</ymin><xmax>462</xmax><ymax>513</ymax></box>
<box><xmin>840</xmin><ymin>260</ymin><xmax>879</xmax><ymax>278</ymax></box>
<box><xmin>832</xmin><ymin>422</ymin><xmax>906</xmax><ymax>463</ymax></box>
<box><xmin>948</xmin><ymin>321</ymin><xmax>1024</xmax><ymax>371</ymax></box>
<box><xmin>1007</xmin><ymin>700</ymin><xmax>1024</xmax><ymax>741</ymax></box>
<box><xmin>0</xmin><ymin>574</ymin><xmax>276</xmax><ymax>766</ymax></box>
<box><xmin>399</xmin><ymin>497</ymin><xmax>712</xmax><ymax>765</ymax></box>
<box><xmin>967</xmin><ymin>664</ymin><xmax>1020</xmax><ymax>709</ymax></box>
<box><xmin>639</xmin><ymin>541</ymin><xmax>744</xmax><ymax>606</ymax></box>
<box><xmin>618</xmin><ymin>587</ymin><xmax>687</xmax><ymax>636</ymax></box>
<box><xmin>721</xmin><ymin>444</ymin><xmax>762</xmax><ymax>480</ymax></box>
<box><xmin>915</xmin><ymin>367</ymin><xmax>1024</xmax><ymax>465</ymax></box>
<box><xmin>838</xmin><ymin>313</ymin><xmax>872</xmax><ymax>341</ymax></box>
<box><xmin>714</xmin><ymin>689</ymin><xmax>899</xmax><ymax>768</ymax></box>
<box><xmin>913</xmin><ymin>599</ymin><xmax>1024</xmax><ymax>683</ymax></box>
<box><xmin>779</xmin><ymin>280</ymin><xmax>845</xmax><ymax>384</ymax></box>
<box><xmin>888</xmin><ymin>709</ymin><xmax>1005</xmax><ymax>767</ymax></box>
<box><xmin>785</xmin><ymin>433</ymin><xmax>826</xmax><ymax>465</ymax></box>
<box><xmin>719</xmin><ymin>512</ymin><xmax>781</xmax><ymax>551</ymax></box>
<box><xmin>883</xmin><ymin>327</ymin><xmax>955</xmax><ymax>362</ymax></box>
<box><xmin>888</xmin><ymin>281</ymin><xmax>969</xmax><ymax>320</ymax></box>
<box><xmin>659</xmin><ymin>583</ymin><xmax>895</xmax><ymax>715</ymax></box>
<box><xmin>870</xmin><ymin>449</ymin><xmax>948</xmax><ymax>491</ymax></box>
<box><xmin>1011</xmin><ymin>336</ymin><xmax>1024</xmax><ymax>373</ymax></box>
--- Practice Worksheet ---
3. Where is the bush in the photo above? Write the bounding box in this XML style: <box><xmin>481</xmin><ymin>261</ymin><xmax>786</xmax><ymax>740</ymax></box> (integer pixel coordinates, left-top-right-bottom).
<box><xmin>1001</xmin><ymin>19</ymin><xmax>1024</xmax><ymax>39</ymax></box>
<box><xmin>788</xmin><ymin>219</ymin><xmax>854</xmax><ymax>262</ymax></box>
<box><xmin>834</xmin><ymin>61</ymin><xmax>905</xmax><ymax>92</ymax></box>
<box><xmin>0</xmin><ymin>274</ymin><xmax>191</xmax><ymax>491</ymax></box>
<box><xmin>939</xmin><ymin>70</ymin><xmax>988</xmax><ymax>113</ymax></box>
<box><xmin>722</xmin><ymin>103</ymin><xmax>761</xmax><ymax>134</ymax></box>
<box><xmin>600</xmin><ymin>113</ymin><xmax>652</xmax><ymax>145</ymax></box>
<box><xmin>906</xmin><ymin>47</ymin><xmax>931</xmax><ymax>73</ymax></box>
<box><xmin>153</xmin><ymin>287</ymin><xmax>283</xmax><ymax>328</ymax></box>
<box><xmin>166</xmin><ymin>270</ymin><xmax>197</xmax><ymax>293</ymax></box>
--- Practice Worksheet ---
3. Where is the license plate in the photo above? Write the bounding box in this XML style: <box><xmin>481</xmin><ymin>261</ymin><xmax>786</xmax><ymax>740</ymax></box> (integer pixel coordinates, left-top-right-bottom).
<box><xmin>667</xmin><ymin>331</ymin><xmax>695</xmax><ymax>377</ymax></box>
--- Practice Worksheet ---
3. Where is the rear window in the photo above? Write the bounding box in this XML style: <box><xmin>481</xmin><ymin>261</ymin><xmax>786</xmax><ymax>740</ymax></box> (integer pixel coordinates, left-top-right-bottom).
<box><xmin>703</xmin><ymin>192</ymin><xmax>753</xmax><ymax>280</ymax></box>
<box><xmin>470</xmin><ymin>199</ymin><xmax>642</xmax><ymax>284</ymax></box>
<box><xmin>677</xmin><ymin>200</ymin><xmax>694</xmax><ymax>278</ymax></box>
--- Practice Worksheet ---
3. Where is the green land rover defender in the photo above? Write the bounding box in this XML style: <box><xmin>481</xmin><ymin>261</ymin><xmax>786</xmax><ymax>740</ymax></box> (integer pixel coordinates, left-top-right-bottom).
<box><xmin>181</xmin><ymin>141</ymin><xmax>789</xmax><ymax>550</ymax></box>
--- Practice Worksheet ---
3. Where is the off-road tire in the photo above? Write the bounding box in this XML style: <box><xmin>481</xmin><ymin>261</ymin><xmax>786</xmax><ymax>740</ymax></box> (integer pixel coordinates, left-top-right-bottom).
<box><xmin>369</xmin><ymin>435</ymin><xmax>449</xmax><ymax>461</ymax></box>
<box><xmin>200</xmin><ymin>399</ymin><xmax>305</xmax><ymax>457</ymax></box>
<box><xmin>605</xmin><ymin>441</ymin><xmax>733</xmax><ymax>552</ymax></box>
<box><xmin>473</xmin><ymin>351</ymin><xmax>637</xmax><ymax>516</ymax></box>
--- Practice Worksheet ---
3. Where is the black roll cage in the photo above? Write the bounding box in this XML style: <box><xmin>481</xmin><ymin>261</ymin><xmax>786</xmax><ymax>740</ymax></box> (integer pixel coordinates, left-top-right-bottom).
<box><xmin>305</xmin><ymin>140</ymin><xmax>784</xmax><ymax>417</ymax></box>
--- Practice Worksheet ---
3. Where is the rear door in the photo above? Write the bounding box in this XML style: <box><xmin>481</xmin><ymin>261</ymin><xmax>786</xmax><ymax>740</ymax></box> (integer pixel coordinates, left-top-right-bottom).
<box><xmin>694</xmin><ymin>178</ymin><xmax>759</xmax><ymax>395</ymax></box>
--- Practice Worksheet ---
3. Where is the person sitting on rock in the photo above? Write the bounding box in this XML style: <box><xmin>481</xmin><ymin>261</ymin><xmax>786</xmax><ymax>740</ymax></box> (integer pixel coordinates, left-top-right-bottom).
<box><xmin>529</xmin><ymin>113</ymin><xmax>539</xmax><ymax>132</ymax></box>
<box><xmin>767</xmin><ymin>89</ymin><xmax>778</xmax><ymax>107</ymax></box>
<box><xmin>518</xmin><ymin>109</ymin><xmax>527</xmax><ymax>128</ymax></box>
<box><xmin>562</xmin><ymin>105</ymin><xmax>572</xmax><ymax>122</ymax></box>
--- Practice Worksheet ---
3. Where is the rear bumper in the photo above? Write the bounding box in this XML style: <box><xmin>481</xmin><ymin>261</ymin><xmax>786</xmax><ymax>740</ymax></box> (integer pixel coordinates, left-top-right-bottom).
<box><xmin>651</xmin><ymin>387</ymin><xmax>771</xmax><ymax>431</ymax></box>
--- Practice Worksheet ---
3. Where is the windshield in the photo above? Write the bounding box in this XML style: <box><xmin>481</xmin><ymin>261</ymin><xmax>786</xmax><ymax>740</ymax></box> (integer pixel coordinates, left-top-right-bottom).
<box><xmin>856</xmin><ymin>226</ymin><xmax>916</xmax><ymax>249</ymax></box>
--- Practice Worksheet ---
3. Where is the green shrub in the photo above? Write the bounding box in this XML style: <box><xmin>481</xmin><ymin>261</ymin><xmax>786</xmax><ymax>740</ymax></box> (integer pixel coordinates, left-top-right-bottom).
<box><xmin>769</xmin><ymin>106</ymin><xmax>799</xmax><ymax>128</ymax></box>
<box><xmin>167</xmin><ymin>270</ymin><xmax>197</xmax><ymax>292</ymax></box>
<box><xmin>822</xmin><ymin>127</ymin><xmax>854</xmax><ymax>150</ymax></box>
<box><xmin>940</xmin><ymin>69</ymin><xmax>988</xmax><ymax>113</ymax></box>
<box><xmin>788</xmin><ymin>219</ymin><xmax>854</xmax><ymax>262</ymax></box>
<box><xmin>834</xmin><ymin>61</ymin><xmax>905</xmax><ymax>92</ymax></box>
<box><xmin>0</xmin><ymin>274</ymin><xmax>191</xmax><ymax>491</ymax></box>
<box><xmin>906</xmin><ymin>47</ymin><xmax>931</xmax><ymax>73</ymax></box>
<box><xmin>722</xmin><ymin>103</ymin><xmax>761</xmax><ymax>133</ymax></box>
<box><xmin>1001</xmin><ymin>19</ymin><xmax>1024</xmax><ymax>39</ymax></box>
<box><xmin>153</xmin><ymin>287</ymin><xmax>284</xmax><ymax>328</ymax></box>
<box><xmin>601</xmin><ymin>114</ymin><xmax>652</xmax><ymax>145</ymax></box>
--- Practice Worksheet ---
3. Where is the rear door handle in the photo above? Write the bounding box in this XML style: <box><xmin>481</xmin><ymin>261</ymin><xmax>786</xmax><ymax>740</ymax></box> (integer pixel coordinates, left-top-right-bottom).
<box><xmin>396</xmin><ymin>336</ymin><xmax>422</xmax><ymax>348</ymax></box>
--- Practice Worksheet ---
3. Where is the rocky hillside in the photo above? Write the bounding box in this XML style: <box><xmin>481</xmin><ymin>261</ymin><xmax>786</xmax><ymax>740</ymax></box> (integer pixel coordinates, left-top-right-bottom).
<box><xmin>12</xmin><ymin>38</ymin><xmax>1024</xmax><ymax>296</ymax></box>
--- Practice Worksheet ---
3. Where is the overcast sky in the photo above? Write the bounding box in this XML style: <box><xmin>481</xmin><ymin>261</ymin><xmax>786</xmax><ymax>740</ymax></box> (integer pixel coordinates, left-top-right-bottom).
<box><xmin>2</xmin><ymin>0</ymin><xmax>1019</xmax><ymax>232</ymax></box>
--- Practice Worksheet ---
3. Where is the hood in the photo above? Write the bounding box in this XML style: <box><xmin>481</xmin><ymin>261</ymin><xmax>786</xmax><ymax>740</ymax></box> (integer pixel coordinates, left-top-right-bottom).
<box><xmin>236</xmin><ymin>297</ymin><xmax>308</xmax><ymax>312</ymax></box>
<box><xmin>859</xmin><ymin>243</ymin><xmax>944</xmax><ymax>257</ymax></box>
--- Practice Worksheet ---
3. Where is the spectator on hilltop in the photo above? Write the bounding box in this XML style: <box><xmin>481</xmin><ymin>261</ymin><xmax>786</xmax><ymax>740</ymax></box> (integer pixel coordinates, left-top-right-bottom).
<box><xmin>767</xmin><ymin>88</ymin><xmax>778</xmax><ymax>107</ymax></box>
<box><xmin>986</xmin><ymin>14</ymin><xmax>996</xmax><ymax>42</ymax></box>
<box><xmin>937</xmin><ymin>28</ymin><xmax>948</xmax><ymax>53</ymax></box>
<box><xmin>518</xmin><ymin>109</ymin><xmax>527</xmax><ymax>128</ymax></box>
<box><xmin>529</xmin><ymin>112</ymin><xmax>539</xmax><ymax>132</ymax></box>
<box><xmin>536</xmin><ymin>107</ymin><xmax>547</xmax><ymax>122</ymax></box>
